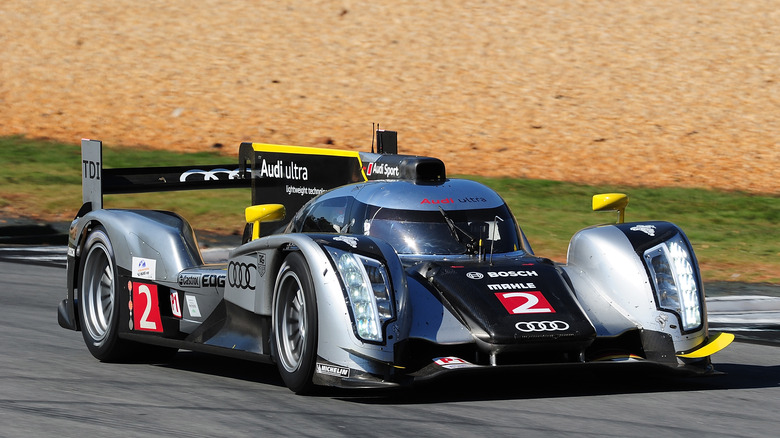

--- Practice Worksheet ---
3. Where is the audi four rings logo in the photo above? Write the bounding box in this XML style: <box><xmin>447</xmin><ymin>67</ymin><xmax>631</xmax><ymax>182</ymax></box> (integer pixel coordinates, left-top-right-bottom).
<box><xmin>228</xmin><ymin>262</ymin><xmax>256</xmax><ymax>290</ymax></box>
<box><xmin>514</xmin><ymin>321</ymin><xmax>570</xmax><ymax>332</ymax></box>
<box><xmin>179</xmin><ymin>168</ymin><xmax>241</xmax><ymax>182</ymax></box>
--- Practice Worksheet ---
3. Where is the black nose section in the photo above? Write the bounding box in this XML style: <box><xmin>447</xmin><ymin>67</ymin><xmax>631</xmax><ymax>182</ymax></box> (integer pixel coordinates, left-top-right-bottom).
<box><xmin>421</xmin><ymin>259</ymin><xmax>596</xmax><ymax>354</ymax></box>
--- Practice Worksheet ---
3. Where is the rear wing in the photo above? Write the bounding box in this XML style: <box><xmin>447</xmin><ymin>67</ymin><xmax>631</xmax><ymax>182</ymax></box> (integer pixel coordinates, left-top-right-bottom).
<box><xmin>81</xmin><ymin>133</ymin><xmax>446</xmax><ymax>231</ymax></box>
<box><xmin>81</xmin><ymin>139</ymin><xmax>249</xmax><ymax>211</ymax></box>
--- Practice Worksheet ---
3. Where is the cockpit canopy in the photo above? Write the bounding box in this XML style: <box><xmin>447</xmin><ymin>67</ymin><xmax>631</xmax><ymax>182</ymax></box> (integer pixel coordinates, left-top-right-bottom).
<box><xmin>288</xmin><ymin>179</ymin><xmax>529</xmax><ymax>256</ymax></box>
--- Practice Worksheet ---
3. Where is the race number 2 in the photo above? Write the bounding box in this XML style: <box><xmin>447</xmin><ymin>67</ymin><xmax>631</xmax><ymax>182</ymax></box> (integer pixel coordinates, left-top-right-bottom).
<box><xmin>495</xmin><ymin>291</ymin><xmax>556</xmax><ymax>314</ymax></box>
<box><xmin>132</xmin><ymin>282</ymin><xmax>163</xmax><ymax>332</ymax></box>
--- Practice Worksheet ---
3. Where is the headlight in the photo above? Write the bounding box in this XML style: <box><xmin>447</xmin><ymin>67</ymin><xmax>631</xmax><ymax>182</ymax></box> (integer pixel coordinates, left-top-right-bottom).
<box><xmin>327</xmin><ymin>247</ymin><xmax>394</xmax><ymax>342</ymax></box>
<box><xmin>643</xmin><ymin>233</ymin><xmax>702</xmax><ymax>331</ymax></box>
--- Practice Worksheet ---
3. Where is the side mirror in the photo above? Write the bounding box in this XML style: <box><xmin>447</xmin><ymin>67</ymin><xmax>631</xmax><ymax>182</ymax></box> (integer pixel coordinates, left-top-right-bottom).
<box><xmin>592</xmin><ymin>193</ymin><xmax>629</xmax><ymax>224</ymax></box>
<box><xmin>245</xmin><ymin>204</ymin><xmax>286</xmax><ymax>240</ymax></box>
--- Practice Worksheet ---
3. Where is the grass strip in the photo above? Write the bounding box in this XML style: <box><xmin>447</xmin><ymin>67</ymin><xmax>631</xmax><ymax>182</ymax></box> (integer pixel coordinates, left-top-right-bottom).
<box><xmin>1</xmin><ymin>136</ymin><xmax>777</xmax><ymax>283</ymax></box>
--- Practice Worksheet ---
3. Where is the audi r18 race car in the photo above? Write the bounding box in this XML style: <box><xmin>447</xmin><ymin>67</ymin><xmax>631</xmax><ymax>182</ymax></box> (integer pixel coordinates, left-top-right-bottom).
<box><xmin>58</xmin><ymin>131</ymin><xmax>733</xmax><ymax>393</ymax></box>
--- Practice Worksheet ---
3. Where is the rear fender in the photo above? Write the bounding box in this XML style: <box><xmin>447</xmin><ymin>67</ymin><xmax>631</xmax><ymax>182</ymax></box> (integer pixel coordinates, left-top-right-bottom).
<box><xmin>72</xmin><ymin>209</ymin><xmax>203</xmax><ymax>282</ymax></box>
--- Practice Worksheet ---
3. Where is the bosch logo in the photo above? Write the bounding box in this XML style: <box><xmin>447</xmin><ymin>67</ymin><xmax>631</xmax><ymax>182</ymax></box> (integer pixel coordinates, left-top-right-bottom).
<box><xmin>514</xmin><ymin>321</ymin><xmax>570</xmax><ymax>332</ymax></box>
<box><xmin>466</xmin><ymin>272</ymin><xmax>484</xmax><ymax>279</ymax></box>
<box><xmin>488</xmin><ymin>270</ymin><xmax>538</xmax><ymax>278</ymax></box>
<box><xmin>228</xmin><ymin>262</ymin><xmax>256</xmax><ymax>290</ymax></box>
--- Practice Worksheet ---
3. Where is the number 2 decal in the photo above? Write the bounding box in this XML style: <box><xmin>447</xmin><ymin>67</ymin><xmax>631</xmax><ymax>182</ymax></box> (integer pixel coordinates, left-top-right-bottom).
<box><xmin>132</xmin><ymin>282</ymin><xmax>163</xmax><ymax>332</ymax></box>
<box><xmin>495</xmin><ymin>291</ymin><xmax>556</xmax><ymax>314</ymax></box>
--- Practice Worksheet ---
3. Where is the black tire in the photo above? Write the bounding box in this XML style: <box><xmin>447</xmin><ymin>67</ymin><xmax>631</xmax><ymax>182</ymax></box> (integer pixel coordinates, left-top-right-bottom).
<box><xmin>79</xmin><ymin>227</ymin><xmax>177</xmax><ymax>363</ymax></box>
<box><xmin>273</xmin><ymin>252</ymin><xmax>318</xmax><ymax>394</ymax></box>
<box><xmin>79</xmin><ymin>227</ymin><xmax>130</xmax><ymax>361</ymax></box>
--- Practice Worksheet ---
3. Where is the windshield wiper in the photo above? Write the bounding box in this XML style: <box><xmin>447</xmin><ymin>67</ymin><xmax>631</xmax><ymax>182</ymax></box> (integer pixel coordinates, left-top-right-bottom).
<box><xmin>438</xmin><ymin>207</ymin><xmax>480</xmax><ymax>254</ymax></box>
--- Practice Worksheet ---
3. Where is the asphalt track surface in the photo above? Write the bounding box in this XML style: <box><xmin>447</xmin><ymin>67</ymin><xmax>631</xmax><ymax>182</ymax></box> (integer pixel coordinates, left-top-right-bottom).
<box><xmin>1</xmin><ymin>261</ymin><xmax>779</xmax><ymax>438</ymax></box>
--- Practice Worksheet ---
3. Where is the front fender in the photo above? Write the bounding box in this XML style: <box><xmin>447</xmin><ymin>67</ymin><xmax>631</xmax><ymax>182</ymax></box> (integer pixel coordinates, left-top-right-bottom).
<box><xmin>563</xmin><ymin>221</ymin><xmax>707</xmax><ymax>354</ymax></box>
<box><xmin>232</xmin><ymin>233</ymin><xmax>407</xmax><ymax>375</ymax></box>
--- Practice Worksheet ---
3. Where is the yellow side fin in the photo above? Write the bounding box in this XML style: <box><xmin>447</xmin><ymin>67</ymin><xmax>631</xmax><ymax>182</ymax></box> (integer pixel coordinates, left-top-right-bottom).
<box><xmin>592</xmin><ymin>193</ymin><xmax>629</xmax><ymax>223</ymax></box>
<box><xmin>245</xmin><ymin>204</ymin><xmax>286</xmax><ymax>240</ymax></box>
<box><xmin>677</xmin><ymin>332</ymin><xmax>735</xmax><ymax>358</ymax></box>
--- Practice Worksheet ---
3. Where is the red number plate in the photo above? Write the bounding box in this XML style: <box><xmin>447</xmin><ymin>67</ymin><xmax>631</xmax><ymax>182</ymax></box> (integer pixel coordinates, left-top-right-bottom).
<box><xmin>495</xmin><ymin>291</ymin><xmax>556</xmax><ymax>314</ymax></box>
<box><xmin>132</xmin><ymin>282</ymin><xmax>163</xmax><ymax>332</ymax></box>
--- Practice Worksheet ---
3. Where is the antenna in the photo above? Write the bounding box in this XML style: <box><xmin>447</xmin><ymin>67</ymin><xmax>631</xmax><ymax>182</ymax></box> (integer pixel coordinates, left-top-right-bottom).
<box><xmin>371</xmin><ymin>123</ymin><xmax>375</xmax><ymax>153</ymax></box>
<box><xmin>489</xmin><ymin>216</ymin><xmax>504</xmax><ymax>265</ymax></box>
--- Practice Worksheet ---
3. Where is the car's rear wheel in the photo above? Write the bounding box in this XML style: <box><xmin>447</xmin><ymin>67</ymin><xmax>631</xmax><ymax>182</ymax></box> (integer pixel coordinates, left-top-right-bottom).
<box><xmin>79</xmin><ymin>227</ymin><xmax>176</xmax><ymax>362</ymax></box>
<box><xmin>79</xmin><ymin>227</ymin><xmax>129</xmax><ymax>361</ymax></box>
<box><xmin>273</xmin><ymin>252</ymin><xmax>318</xmax><ymax>394</ymax></box>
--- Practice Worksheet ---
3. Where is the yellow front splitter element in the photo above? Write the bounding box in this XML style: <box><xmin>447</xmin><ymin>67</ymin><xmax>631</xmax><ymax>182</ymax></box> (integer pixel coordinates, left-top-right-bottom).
<box><xmin>677</xmin><ymin>332</ymin><xmax>735</xmax><ymax>358</ymax></box>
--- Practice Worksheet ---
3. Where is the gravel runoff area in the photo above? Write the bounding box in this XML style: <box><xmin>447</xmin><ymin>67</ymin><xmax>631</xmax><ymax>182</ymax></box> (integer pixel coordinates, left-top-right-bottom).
<box><xmin>1</xmin><ymin>0</ymin><xmax>778</xmax><ymax>194</ymax></box>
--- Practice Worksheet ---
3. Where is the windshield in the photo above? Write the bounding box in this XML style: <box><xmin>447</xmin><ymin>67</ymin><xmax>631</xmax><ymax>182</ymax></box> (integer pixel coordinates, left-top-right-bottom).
<box><xmin>362</xmin><ymin>205</ymin><xmax>521</xmax><ymax>255</ymax></box>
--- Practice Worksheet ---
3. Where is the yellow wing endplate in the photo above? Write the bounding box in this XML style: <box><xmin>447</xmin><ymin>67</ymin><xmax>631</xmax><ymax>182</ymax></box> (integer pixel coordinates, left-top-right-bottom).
<box><xmin>677</xmin><ymin>332</ymin><xmax>735</xmax><ymax>358</ymax></box>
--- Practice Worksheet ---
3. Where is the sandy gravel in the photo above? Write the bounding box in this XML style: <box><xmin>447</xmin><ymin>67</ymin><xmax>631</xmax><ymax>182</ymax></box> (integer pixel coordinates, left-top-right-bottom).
<box><xmin>1</xmin><ymin>0</ymin><xmax>778</xmax><ymax>194</ymax></box>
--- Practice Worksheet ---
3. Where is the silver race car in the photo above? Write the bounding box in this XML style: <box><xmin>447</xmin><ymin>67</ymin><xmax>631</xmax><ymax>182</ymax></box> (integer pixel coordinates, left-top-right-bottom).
<box><xmin>58</xmin><ymin>131</ymin><xmax>733</xmax><ymax>393</ymax></box>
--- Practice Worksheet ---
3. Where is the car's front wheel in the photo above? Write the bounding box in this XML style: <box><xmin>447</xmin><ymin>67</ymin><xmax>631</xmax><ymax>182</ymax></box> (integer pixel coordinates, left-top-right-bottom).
<box><xmin>273</xmin><ymin>252</ymin><xmax>318</xmax><ymax>394</ymax></box>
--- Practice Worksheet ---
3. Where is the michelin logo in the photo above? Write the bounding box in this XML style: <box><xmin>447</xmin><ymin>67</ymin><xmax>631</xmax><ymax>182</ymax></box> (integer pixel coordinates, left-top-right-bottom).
<box><xmin>316</xmin><ymin>363</ymin><xmax>350</xmax><ymax>377</ymax></box>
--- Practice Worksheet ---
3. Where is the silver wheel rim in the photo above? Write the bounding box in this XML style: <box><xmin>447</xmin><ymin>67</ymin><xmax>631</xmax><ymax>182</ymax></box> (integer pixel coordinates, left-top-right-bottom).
<box><xmin>277</xmin><ymin>271</ymin><xmax>306</xmax><ymax>373</ymax></box>
<box><xmin>82</xmin><ymin>243</ymin><xmax>114</xmax><ymax>344</ymax></box>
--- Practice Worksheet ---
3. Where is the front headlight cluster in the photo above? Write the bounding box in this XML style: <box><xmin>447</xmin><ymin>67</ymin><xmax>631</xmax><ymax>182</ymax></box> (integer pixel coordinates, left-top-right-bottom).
<box><xmin>643</xmin><ymin>233</ymin><xmax>702</xmax><ymax>331</ymax></box>
<box><xmin>328</xmin><ymin>247</ymin><xmax>394</xmax><ymax>342</ymax></box>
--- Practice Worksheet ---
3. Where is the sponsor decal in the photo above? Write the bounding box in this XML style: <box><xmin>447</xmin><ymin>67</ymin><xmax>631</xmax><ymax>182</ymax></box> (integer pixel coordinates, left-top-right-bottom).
<box><xmin>433</xmin><ymin>357</ymin><xmax>478</xmax><ymax>369</ymax></box>
<box><xmin>132</xmin><ymin>282</ymin><xmax>163</xmax><ymax>332</ymax></box>
<box><xmin>365</xmin><ymin>162</ymin><xmax>400</xmax><ymax>178</ymax></box>
<box><xmin>82</xmin><ymin>159</ymin><xmax>101</xmax><ymax>180</ymax></box>
<box><xmin>201</xmin><ymin>273</ymin><xmax>226</xmax><ymax>288</ymax></box>
<box><xmin>178</xmin><ymin>273</ymin><xmax>201</xmax><ymax>287</ymax></box>
<box><xmin>170</xmin><ymin>290</ymin><xmax>182</xmax><ymax>318</ymax></box>
<box><xmin>487</xmin><ymin>270</ymin><xmax>538</xmax><ymax>278</ymax></box>
<box><xmin>514</xmin><ymin>320</ymin><xmax>570</xmax><ymax>332</ymax></box>
<box><xmin>630</xmin><ymin>224</ymin><xmax>656</xmax><ymax>236</ymax></box>
<box><xmin>457</xmin><ymin>197</ymin><xmax>487</xmax><ymax>203</ymax></box>
<box><xmin>128</xmin><ymin>281</ymin><xmax>134</xmax><ymax>330</ymax></box>
<box><xmin>67</xmin><ymin>247</ymin><xmax>76</xmax><ymax>257</ymax></box>
<box><xmin>466</xmin><ymin>272</ymin><xmax>484</xmax><ymax>279</ymax></box>
<box><xmin>257</xmin><ymin>253</ymin><xmax>266</xmax><ymax>278</ymax></box>
<box><xmin>316</xmin><ymin>363</ymin><xmax>350</xmax><ymax>377</ymax></box>
<box><xmin>257</xmin><ymin>159</ymin><xmax>309</xmax><ymax>180</ymax></box>
<box><xmin>179</xmin><ymin>168</ymin><xmax>240</xmax><ymax>182</ymax></box>
<box><xmin>132</xmin><ymin>257</ymin><xmax>156</xmax><ymax>280</ymax></box>
<box><xmin>285</xmin><ymin>185</ymin><xmax>327</xmax><ymax>196</ymax></box>
<box><xmin>420</xmin><ymin>198</ymin><xmax>454</xmax><ymax>205</ymax></box>
<box><xmin>495</xmin><ymin>291</ymin><xmax>555</xmax><ymax>314</ymax></box>
<box><xmin>228</xmin><ymin>261</ymin><xmax>256</xmax><ymax>290</ymax></box>
<box><xmin>185</xmin><ymin>294</ymin><xmax>202</xmax><ymax>318</ymax></box>
<box><xmin>333</xmin><ymin>235</ymin><xmax>359</xmax><ymax>248</ymax></box>
<box><xmin>488</xmin><ymin>282</ymin><xmax>537</xmax><ymax>291</ymax></box>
